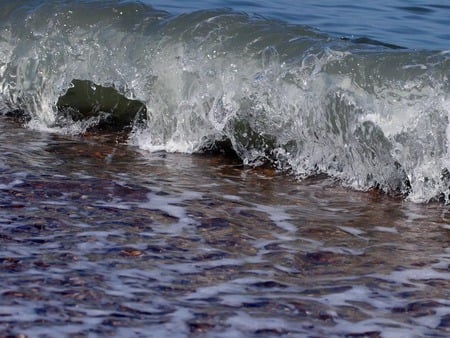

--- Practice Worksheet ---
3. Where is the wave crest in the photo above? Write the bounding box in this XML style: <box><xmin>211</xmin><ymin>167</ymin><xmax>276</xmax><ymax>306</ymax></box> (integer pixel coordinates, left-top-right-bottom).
<box><xmin>1</xmin><ymin>0</ymin><xmax>450</xmax><ymax>202</ymax></box>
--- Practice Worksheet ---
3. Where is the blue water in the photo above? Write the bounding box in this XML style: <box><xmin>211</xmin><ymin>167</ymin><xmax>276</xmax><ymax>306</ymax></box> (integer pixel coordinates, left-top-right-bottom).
<box><xmin>144</xmin><ymin>0</ymin><xmax>450</xmax><ymax>50</ymax></box>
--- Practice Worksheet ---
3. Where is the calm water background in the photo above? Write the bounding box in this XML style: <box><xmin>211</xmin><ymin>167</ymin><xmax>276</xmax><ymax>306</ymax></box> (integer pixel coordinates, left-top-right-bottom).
<box><xmin>143</xmin><ymin>0</ymin><xmax>450</xmax><ymax>50</ymax></box>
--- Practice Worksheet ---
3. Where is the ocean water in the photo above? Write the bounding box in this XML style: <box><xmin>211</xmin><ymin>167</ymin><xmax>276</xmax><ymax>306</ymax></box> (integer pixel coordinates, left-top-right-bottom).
<box><xmin>1</xmin><ymin>0</ymin><xmax>450</xmax><ymax>337</ymax></box>
<box><xmin>1</xmin><ymin>0</ymin><xmax>450</xmax><ymax>201</ymax></box>
<box><xmin>145</xmin><ymin>0</ymin><xmax>450</xmax><ymax>51</ymax></box>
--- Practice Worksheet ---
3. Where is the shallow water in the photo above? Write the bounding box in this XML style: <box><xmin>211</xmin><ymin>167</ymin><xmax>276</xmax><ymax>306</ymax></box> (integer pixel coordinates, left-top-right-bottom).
<box><xmin>2</xmin><ymin>1</ymin><xmax>450</xmax><ymax>336</ymax></box>
<box><xmin>0</xmin><ymin>118</ymin><xmax>449</xmax><ymax>337</ymax></box>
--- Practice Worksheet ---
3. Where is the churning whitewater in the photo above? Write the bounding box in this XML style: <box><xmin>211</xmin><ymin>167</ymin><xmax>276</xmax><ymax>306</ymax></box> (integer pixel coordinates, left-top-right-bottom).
<box><xmin>1</xmin><ymin>0</ymin><xmax>450</xmax><ymax>202</ymax></box>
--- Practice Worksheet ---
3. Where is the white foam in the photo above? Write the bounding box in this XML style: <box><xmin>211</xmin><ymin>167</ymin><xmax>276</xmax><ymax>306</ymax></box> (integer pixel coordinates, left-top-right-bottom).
<box><xmin>373</xmin><ymin>267</ymin><xmax>450</xmax><ymax>286</ymax></box>
<box><xmin>0</xmin><ymin>179</ymin><xmax>23</xmax><ymax>189</ymax></box>
<box><xmin>253</xmin><ymin>203</ymin><xmax>297</xmax><ymax>232</ymax></box>
<box><xmin>373</xmin><ymin>226</ymin><xmax>398</xmax><ymax>233</ymax></box>
<box><xmin>226</xmin><ymin>311</ymin><xmax>295</xmax><ymax>333</ymax></box>
<box><xmin>337</xmin><ymin>225</ymin><xmax>366</xmax><ymax>237</ymax></box>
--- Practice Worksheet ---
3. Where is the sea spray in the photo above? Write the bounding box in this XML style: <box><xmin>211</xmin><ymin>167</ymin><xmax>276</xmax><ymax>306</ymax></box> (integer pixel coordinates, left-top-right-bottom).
<box><xmin>1</xmin><ymin>0</ymin><xmax>450</xmax><ymax>202</ymax></box>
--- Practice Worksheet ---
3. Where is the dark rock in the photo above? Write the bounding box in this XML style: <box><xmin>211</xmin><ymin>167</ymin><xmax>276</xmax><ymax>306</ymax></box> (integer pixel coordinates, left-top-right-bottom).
<box><xmin>56</xmin><ymin>79</ymin><xmax>147</xmax><ymax>132</ymax></box>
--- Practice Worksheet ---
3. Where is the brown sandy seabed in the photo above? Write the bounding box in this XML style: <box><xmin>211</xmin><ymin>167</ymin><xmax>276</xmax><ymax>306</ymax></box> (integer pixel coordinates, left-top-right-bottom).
<box><xmin>0</xmin><ymin>117</ymin><xmax>449</xmax><ymax>337</ymax></box>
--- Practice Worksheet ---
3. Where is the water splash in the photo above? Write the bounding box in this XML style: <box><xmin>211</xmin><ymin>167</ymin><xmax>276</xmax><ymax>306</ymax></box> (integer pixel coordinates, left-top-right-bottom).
<box><xmin>1</xmin><ymin>0</ymin><xmax>450</xmax><ymax>202</ymax></box>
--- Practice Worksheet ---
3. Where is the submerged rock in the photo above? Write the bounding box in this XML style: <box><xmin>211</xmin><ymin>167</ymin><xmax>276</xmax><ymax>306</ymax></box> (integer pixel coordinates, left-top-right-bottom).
<box><xmin>56</xmin><ymin>79</ymin><xmax>147</xmax><ymax>131</ymax></box>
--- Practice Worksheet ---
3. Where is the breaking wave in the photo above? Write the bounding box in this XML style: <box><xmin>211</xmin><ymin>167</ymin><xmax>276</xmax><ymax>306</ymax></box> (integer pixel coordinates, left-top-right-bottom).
<box><xmin>1</xmin><ymin>0</ymin><xmax>450</xmax><ymax>202</ymax></box>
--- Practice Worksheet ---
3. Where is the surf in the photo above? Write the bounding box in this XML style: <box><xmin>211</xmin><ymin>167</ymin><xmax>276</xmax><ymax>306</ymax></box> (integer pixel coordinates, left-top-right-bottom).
<box><xmin>1</xmin><ymin>0</ymin><xmax>450</xmax><ymax>202</ymax></box>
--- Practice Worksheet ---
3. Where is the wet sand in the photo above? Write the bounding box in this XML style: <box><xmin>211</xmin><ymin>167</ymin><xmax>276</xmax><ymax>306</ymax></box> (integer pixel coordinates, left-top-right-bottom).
<box><xmin>0</xmin><ymin>118</ymin><xmax>449</xmax><ymax>337</ymax></box>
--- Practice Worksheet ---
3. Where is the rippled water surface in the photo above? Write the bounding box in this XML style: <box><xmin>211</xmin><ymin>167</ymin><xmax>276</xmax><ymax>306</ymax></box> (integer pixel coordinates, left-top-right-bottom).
<box><xmin>2</xmin><ymin>0</ymin><xmax>450</xmax><ymax>336</ymax></box>
<box><xmin>144</xmin><ymin>0</ymin><xmax>450</xmax><ymax>50</ymax></box>
<box><xmin>0</xmin><ymin>118</ymin><xmax>449</xmax><ymax>337</ymax></box>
